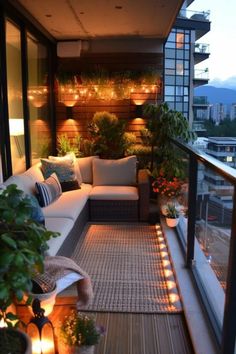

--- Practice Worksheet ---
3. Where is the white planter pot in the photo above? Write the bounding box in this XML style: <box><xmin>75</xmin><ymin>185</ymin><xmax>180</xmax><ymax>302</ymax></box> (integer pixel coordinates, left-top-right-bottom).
<box><xmin>165</xmin><ymin>217</ymin><xmax>179</xmax><ymax>228</ymax></box>
<box><xmin>25</xmin><ymin>284</ymin><xmax>58</xmax><ymax>316</ymax></box>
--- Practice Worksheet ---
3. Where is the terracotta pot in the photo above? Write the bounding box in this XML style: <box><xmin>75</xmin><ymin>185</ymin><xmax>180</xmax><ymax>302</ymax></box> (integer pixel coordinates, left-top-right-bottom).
<box><xmin>165</xmin><ymin>217</ymin><xmax>179</xmax><ymax>227</ymax></box>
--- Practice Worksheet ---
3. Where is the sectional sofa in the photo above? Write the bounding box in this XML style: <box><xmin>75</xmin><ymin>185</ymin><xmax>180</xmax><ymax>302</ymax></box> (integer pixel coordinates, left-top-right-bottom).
<box><xmin>3</xmin><ymin>155</ymin><xmax>149</xmax><ymax>258</ymax></box>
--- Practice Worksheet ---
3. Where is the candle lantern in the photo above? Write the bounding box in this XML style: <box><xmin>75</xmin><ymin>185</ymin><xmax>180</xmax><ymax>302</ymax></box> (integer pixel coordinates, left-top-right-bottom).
<box><xmin>27</xmin><ymin>299</ymin><xmax>58</xmax><ymax>354</ymax></box>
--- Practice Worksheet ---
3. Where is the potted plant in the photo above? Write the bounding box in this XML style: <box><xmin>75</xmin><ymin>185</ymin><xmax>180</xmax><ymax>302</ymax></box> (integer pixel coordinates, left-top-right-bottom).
<box><xmin>142</xmin><ymin>102</ymin><xmax>196</xmax><ymax>176</ymax></box>
<box><xmin>88</xmin><ymin>111</ymin><xmax>133</xmax><ymax>159</ymax></box>
<box><xmin>0</xmin><ymin>184</ymin><xmax>58</xmax><ymax>354</ymax></box>
<box><xmin>152</xmin><ymin>175</ymin><xmax>183</xmax><ymax>215</ymax></box>
<box><xmin>165</xmin><ymin>204</ymin><xmax>180</xmax><ymax>227</ymax></box>
<box><xmin>60</xmin><ymin>310</ymin><xmax>105</xmax><ymax>354</ymax></box>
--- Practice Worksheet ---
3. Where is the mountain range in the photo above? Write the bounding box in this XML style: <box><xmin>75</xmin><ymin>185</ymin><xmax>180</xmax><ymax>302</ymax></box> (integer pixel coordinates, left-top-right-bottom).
<box><xmin>194</xmin><ymin>85</ymin><xmax>236</xmax><ymax>105</ymax></box>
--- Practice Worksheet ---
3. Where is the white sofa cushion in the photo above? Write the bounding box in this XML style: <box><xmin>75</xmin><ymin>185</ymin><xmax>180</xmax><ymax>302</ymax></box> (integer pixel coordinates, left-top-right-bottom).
<box><xmin>92</xmin><ymin>156</ymin><xmax>137</xmax><ymax>186</ymax></box>
<box><xmin>89</xmin><ymin>186</ymin><xmax>139</xmax><ymax>200</ymax></box>
<box><xmin>45</xmin><ymin>217</ymin><xmax>74</xmax><ymax>256</ymax></box>
<box><xmin>4</xmin><ymin>163</ymin><xmax>44</xmax><ymax>195</ymax></box>
<box><xmin>77</xmin><ymin>156</ymin><xmax>99</xmax><ymax>184</ymax></box>
<box><xmin>42</xmin><ymin>183</ymin><xmax>92</xmax><ymax>221</ymax></box>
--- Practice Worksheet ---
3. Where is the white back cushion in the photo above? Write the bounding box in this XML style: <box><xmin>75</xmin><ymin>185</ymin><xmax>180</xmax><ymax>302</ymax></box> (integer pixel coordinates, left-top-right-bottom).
<box><xmin>93</xmin><ymin>156</ymin><xmax>137</xmax><ymax>186</ymax></box>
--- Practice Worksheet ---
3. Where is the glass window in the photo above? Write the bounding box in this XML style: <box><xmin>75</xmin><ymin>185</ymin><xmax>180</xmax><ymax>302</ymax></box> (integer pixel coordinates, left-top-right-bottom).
<box><xmin>176</xmin><ymin>50</ymin><xmax>184</xmax><ymax>59</ymax></box>
<box><xmin>167</xmin><ymin>32</ymin><xmax>175</xmax><ymax>42</ymax></box>
<box><xmin>176</xmin><ymin>76</ymin><xmax>184</xmax><ymax>85</ymax></box>
<box><xmin>176</xmin><ymin>33</ymin><xmax>184</xmax><ymax>48</ymax></box>
<box><xmin>165</xmin><ymin>86</ymin><xmax>175</xmax><ymax>95</ymax></box>
<box><xmin>165</xmin><ymin>41</ymin><xmax>176</xmax><ymax>49</ymax></box>
<box><xmin>177</xmin><ymin>61</ymin><xmax>184</xmax><ymax>75</ymax></box>
<box><xmin>6</xmin><ymin>20</ymin><xmax>26</xmax><ymax>174</ymax></box>
<box><xmin>165</xmin><ymin>59</ymin><xmax>175</xmax><ymax>68</ymax></box>
<box><xmin>27</xmin><ymin>33</ymin><xmax>51</xmax><ymax>163</ymax></box>
<box><xmin>165</xmin><ymin>96</ymin><xmax>175</xmax><ymax>102</ymax></box>
<box><xmin>165</xmin><ymin>76</ymin><xmax>175</xmax><ymax>85</ymax></box>
<box><xmin>176</xmin><ymin>103</ymin><xmax>183</xmax><ymax>111</ymax></box>
<box><xmin>165</xmin><ymin>68</ymin><xmax>175</xmax><ymax>75</ymax></box>
<box><xmin>165</xmin><ymin>48</ymin><xmax>175</xmax><ymax>58</ymax></box>
<box><xmin>176</xmin><ymin>86</ymin><xmax>183</xmax><ymax>95</ymax></box>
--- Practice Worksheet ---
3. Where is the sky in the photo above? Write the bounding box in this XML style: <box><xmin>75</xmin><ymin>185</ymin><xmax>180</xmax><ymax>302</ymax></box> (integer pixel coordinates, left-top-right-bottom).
<box><xmin>188</xmin><ymin>0</ymin><xmax>236</xmax><ymax>86</ymax></box>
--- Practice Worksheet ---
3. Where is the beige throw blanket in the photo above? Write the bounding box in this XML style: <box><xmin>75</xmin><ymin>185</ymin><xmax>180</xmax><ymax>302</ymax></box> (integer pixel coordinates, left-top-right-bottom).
<box><xmin>34</xmin><ymin>256</ymin><xmax>93</xmax><ymax>307</ymax></box>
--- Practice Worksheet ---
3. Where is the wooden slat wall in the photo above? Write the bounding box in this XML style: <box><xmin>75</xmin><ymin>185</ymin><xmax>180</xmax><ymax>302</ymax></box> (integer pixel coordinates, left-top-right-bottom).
<box><xmin>56</xmin><ymin>52</ymin><xmax>163</xmax><ymax>144</ymax></box>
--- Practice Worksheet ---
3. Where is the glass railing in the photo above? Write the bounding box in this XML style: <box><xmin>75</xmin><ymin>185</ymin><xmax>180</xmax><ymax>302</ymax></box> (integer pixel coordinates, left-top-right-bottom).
<box><xmin>194</xmin><ymin>43</ymin><xmax>210</xmax><ymax>54</ymax></box>
<box><xmin>194</xmin><ymin>68</ymin><xmax>209</xmax><ymax>80</ymax></box>
<box><xmin>172</xmin><ymin>139</ymin><xmax>236</xmax><ymax>354</ymax></box>
<box><xmin>178</xmin><ymin>9</ymin><xmax>210</xmax><ymax>21</ymax></box>
<box><xmin>193</xmin><ymin>96</ymin><xmax>209</xmax><ymax>104</ymax></box>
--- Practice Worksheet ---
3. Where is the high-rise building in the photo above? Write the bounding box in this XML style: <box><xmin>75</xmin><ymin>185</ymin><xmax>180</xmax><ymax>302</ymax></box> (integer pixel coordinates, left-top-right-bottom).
<box><xmin>210</xmin><ymin>103</ymin><xmax>227</xmax><ymax>124</ymax></box>
<box><xmin>164</xmin><ymin>0</ymin><xmax>211</xmax><ymax>127</ymax></box>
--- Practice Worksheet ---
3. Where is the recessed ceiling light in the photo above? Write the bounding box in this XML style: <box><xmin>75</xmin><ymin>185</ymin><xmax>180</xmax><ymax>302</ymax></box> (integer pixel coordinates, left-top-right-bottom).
<box><xmin>115</xmin><ymin>6</ymin><xmax>123</xmax><ymax>10</ymax></box>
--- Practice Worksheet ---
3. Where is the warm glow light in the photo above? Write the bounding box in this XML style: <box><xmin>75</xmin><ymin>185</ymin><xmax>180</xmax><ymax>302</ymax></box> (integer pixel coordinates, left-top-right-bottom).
<box><xmin>169</xmin><ymin>293</ymin><xmax>180</xmax><ymax>303</ymax></box>
<box><xmin>162</xmin><ymin>260</ymin><xmax>171</xmax><ymax>267</ymax></box>
<box><xmin>9</xmin><ymin>118</ymin><xmax>24</xmax><ymax>136</ymax></box>
<box><xmin>164</xmin><ymin>269</ymin><xmax>173</xmax><ymax>278</ymax></box>
<box><xmin>166</xmin><ymin>281</ymin><xmax>176</xmax><ymax>290</ymax></box>
<box><xmin>160</xmin><ymin>251</ymin><xmax>169</xmax><ymax>258</ymax></box>
<box><xmin>132</xmin><ymin>99</ymin><xmax>145</xmax><ymax>105</ymax></box>
<box><xmin>0</xmin><ymin>318</ymin><xmax>7</xmax><ymax>328</ymax></box>
<box><xmin>32</xmin><ymin>339</ymin><xmax>54</xmax><ymax>354</ymax></box>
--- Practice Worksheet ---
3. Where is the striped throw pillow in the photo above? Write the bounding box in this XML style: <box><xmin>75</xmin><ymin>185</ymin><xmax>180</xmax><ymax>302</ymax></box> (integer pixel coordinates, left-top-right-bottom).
<box><xmin>35</xmin><ymin>173</ymin><xmax>62</xmax><ymax>207</ymax></box>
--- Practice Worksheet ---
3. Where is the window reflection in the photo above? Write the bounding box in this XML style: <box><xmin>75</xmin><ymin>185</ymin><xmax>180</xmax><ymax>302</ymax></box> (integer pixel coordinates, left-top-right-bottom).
<box><xmin>27</xmin><ymin>33</ymin><xmax>51</xmax><ymax>163</ymax></box>
<box><xmin>6</xmin><ymin>20</ymin><xmax>26</xmax><ymax>174</ymax></box>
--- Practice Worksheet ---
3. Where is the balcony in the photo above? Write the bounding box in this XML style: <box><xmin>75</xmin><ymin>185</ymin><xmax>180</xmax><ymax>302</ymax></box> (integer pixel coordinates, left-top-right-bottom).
<box><xmin>193</xmin><ymin>68</ymin><xmax>209</xmax><ymax>87</ymax></box>
<box><xmin>175</xmin><ymin>9</ymin><xmax>211</xmax><ymax>40</ymax></box>
<box><xmin>194</xmin><ymin>43</ymin><xmax>210</xmax><ymax>64</ymax></box>
<box><xmin>169</xmin><ymin>139</ymin><xmax>236</xmax><ymax>354</ymax></box>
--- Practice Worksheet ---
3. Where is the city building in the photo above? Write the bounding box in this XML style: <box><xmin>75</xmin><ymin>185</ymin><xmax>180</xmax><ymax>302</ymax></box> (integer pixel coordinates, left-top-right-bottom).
<box><xmin>192</xmin><ymin>95</ymin><xmax>211</xmax><ymax>135</ymax></box>
<box><xmin>210</xmin><ymin>103</ymin><xmax>228</xmax><ymax>124</ymax></box>
<box><xmin>164</xmin><ymin>0</ymin><xmax>210</xmax><ymax>126</ymax></box>
<box><xmin>230</xmin><ymin>103</ymin><xmax>236</xmax><ymax>120</ymax></box>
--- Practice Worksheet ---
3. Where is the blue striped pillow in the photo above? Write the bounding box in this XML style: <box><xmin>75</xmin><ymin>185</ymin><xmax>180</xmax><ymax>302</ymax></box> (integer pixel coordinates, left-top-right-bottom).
<box><xmin>35</xmin><ymin>173</ymin><xmax>62</xmax><ymax>207</ymax></box>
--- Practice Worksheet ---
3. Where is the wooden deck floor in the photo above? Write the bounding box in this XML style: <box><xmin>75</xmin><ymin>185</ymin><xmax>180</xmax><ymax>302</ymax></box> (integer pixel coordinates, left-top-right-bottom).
<box><xmin>17</xmin><ymin>299</ymin><xmax>194</xmax><ymax>354</ymax></box>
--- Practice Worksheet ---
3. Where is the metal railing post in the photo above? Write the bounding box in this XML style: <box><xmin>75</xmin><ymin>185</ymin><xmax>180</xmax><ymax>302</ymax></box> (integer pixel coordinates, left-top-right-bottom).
<box><xmin>221</xmin><ymin>187</ymin><xmax>236</xmax><ymax>354</ymax></box>
<box><xmin>186</xmin><ymin>153</ymin><xmax>198</xmax><ymax>268</ymax></box>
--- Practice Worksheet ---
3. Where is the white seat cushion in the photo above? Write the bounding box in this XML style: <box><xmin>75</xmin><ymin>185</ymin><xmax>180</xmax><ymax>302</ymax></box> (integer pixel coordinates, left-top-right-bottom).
<box><xmin>43</xmin><ymin>183</ymin><xmax>92</xmax><ymax>220</ymax></box>
<box><xmin>45</xmin><ymin>217</ymin><xmax>74</xmax><ymax>256</ymax></box>
<box><xmin>89</xmin><ymin>186</ymin><xmax>139</xmax><ymax>200</ymax></box>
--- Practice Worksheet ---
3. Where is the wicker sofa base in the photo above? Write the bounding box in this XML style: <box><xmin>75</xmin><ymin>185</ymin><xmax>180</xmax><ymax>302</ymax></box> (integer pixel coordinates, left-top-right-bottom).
<box><xmin>89</xmin><ymin>200</ymin><xmax>139</xmax><ymax>222</ymax></box>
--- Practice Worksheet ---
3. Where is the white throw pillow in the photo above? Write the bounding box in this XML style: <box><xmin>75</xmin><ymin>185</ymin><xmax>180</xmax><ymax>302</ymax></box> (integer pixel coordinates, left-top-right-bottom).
<box><xmin>48</xmin><ymin>152</ymin><xmax>82</xmax><ymax>185</ymax></box>
<box><xmin>92</xmin><ymin>156</ymin><xmax>137</xmax><ymax>186</ymax></box>
<box><xmin>77</xmin><ymin>156</ymin><xmax>99</xmax><ymax>184</ymax></box>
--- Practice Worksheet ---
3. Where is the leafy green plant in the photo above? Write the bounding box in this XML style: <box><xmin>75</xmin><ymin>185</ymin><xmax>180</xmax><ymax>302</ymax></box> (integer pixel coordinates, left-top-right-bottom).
<box><xmin>60</xmin><ymin>310</ymin><xmax>105</xmax><ymax>347</ymax></box>
<box><xmin>143</xmin><ymin>102</ymin><xmax>196</xmax><ymax>177</ymax></box>
<box><xmin>0</xmin><ymin>184</ymin><xmax>58</xmax><ymax>327</ymax></box>
<box><xmin>165</xmin><ymin>204</ymin><xmax>180</xmax><ymax>219</ymax></box>
<box><xmin>88</xmin><ymin>111</ymin><xmax>133</xmax><ymax>159</ymax></box>
<box><xmin>57</xmin><ymin>133</ymin><xmax>82</xmax><ymax>157</ymax></box>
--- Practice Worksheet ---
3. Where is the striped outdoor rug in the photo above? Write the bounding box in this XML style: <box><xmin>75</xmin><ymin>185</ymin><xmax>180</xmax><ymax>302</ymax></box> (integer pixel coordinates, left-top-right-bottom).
<box><xmin>71</xmin><ymin>223</ymin><xmax>182</xmax><ymax>313</ymax></box>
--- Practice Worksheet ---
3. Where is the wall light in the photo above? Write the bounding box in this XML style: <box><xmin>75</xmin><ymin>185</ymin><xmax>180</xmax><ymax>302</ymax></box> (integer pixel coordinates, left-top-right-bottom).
<box><xmin>135</xmin><ymin>105</ymin><xmax>143</xmax><ymax>118</ymax></box>
<box><xmin>27</xmin><ymin>299</ymin><xmax>58</xmax><ymax>354</ymax></box>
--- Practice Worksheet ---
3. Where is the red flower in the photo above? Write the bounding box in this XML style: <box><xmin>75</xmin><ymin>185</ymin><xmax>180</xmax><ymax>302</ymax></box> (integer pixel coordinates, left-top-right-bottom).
<box><xmin>152</xmin><ymin>176</ymin><xmax>183</xmax><ymax>198</ymax></box>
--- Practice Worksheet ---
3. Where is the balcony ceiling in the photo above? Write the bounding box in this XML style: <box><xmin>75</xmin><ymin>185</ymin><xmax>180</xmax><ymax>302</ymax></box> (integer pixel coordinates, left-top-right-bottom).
<box><xmin>16</xmin><ymin>0</ymin><xmax>183</xmax><ymax>40</ymax></box>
